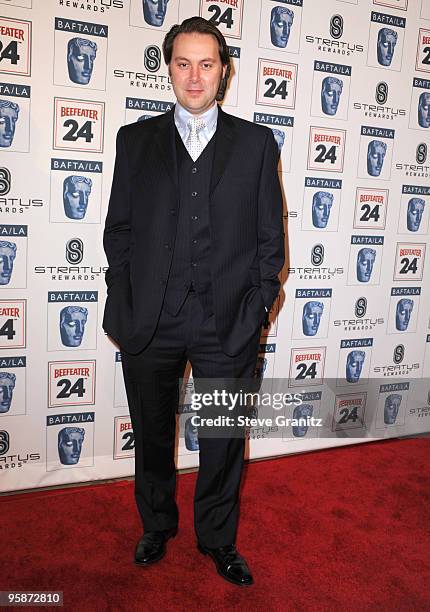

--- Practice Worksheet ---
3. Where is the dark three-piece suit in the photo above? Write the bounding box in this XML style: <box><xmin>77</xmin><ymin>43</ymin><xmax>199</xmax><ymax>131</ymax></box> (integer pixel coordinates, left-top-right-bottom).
<box><xmin>103</xmin><ymin>105</ymin><xmax>285</xmax><ymax>548</ymax></box>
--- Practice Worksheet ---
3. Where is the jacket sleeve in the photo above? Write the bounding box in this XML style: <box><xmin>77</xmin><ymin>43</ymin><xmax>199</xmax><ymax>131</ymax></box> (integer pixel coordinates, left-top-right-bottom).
<box><xmin>103</xmin><ymin>127</ymin><xmax>131</xmax><ymax>291</ymax></box>
<box><xmin>257</xmin><ymin>129</ymin><xmax>285</xmax><ymax>310</ymax></box>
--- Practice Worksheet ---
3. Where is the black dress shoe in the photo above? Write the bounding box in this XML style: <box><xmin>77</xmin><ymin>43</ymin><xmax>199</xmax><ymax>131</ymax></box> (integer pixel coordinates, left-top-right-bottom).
<box><xmin>134</xmin><ymin>528</ymin><xmax>177</xmax><ymax>566</ymax></box>
<box><xmin>197</xmin><ymin>543</ymin><xmax>254</xmax><ymax>586</ymax></box>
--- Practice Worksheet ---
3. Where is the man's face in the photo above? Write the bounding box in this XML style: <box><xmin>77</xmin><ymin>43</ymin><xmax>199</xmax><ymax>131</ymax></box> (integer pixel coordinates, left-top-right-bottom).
<box><xmin>384</xmin><ymin>394</ymin><xmax>401</xmax><ymax>425</ymax></box>
<box><xmin>407</xmin><ymin>198</ymin><xmax>425</xmax><ymax>232</ymax></box>
<box><xmin>169</xmin><ymin>32</ymin><xmax>227</xmax><ymax>115</ymax></box>
<box><xmin>312</xmin><ymin>192</ymin><xmax>333</xmax><ymax>228</ymax></box>
<box><xmin>292</xmin><ymin>403</ymin><xmax>313</xmax><ymax>437</ymax></box>
<box><xmin>321</xmin><ymin>77</ymin><xmax>343</xmax><ymax>116</ymax></box>
<box><xmin>60</xmin><ymin>309</ymin><xmax>88</xmax><ymax>347</ymax></box>
<box><xmin>418</xmin><ymin>93</ymin><xmax>430</xmax><ymax>128</ymax></box>
<box><xmin>58</xmin><ymin>429</ymin><xmax>84</xmax><ymax>465</ymax></box>
<box><xmin>63</xmin><ymin>178</ymin><xmax>91</xmax><ymax>220</ymax></box>
<box><xmin>270</xmin><ymin>7</ymin><xmax>294</xmax><ymax>48</ymax></box>
<box><xmin>396</xmin><ymin>299</ymin><xmax>413</xmax><ymax>331</ymax></box>
<box><xmin>68</xmin><ymin>40</ymin><xmax>97</xmax><ymax>85</ymax></box>
<box><xmin>143</xmin><ymin>0</ymin><xmax>169</xmax><ymax>27</ymax></box>
<box><xmin>0</xmin><ymin>376</ymin><xmax>15</xmax><ymax>413</ymax></box>
<box><xmin>0</xmin><ymin>105</ymin><xmax>19</xmax><ymax>148</ymax></box>
<box><xmin>0</xmin><ymin>243</ymin><xmax>16</xmax><ymax>285</ymax></box>
<box><xmin>302</xmin><ymin>301</ymin><xmax>324</xmax><ymax>336</ymax></box>
<box><xmin>367</xmin><ymin>141</ymin><xmax>386</xmax><ymax>177</ymax></box>
<box><xmin>357</xmin><ymin>248</ymin><xmax>376</xmax><ymax>283</ymax></box>
<box><xmin>377</xmin><ymin>28</ymin><xmax>397</xmax><ymax>66</ymax></box>
<box><xmin>346</xmin><ymin>351</ymin><xmax>365</xmax><ymax>383</ymax></box>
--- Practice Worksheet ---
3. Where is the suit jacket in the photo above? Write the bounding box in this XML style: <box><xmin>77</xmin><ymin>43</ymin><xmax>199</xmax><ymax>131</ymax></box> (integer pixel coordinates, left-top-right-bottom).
<box><xmin>103</xmin><ymin>105</ymin><xmax>285</xmax><ymax>356</ymax></box>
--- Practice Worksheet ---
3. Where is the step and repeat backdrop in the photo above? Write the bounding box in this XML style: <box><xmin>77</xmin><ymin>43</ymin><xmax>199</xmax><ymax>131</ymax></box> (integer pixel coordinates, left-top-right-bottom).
<box><xmin>1</xmin><ymin>0</ymin><xmax>430</xmax><ymax>493</ymax></box>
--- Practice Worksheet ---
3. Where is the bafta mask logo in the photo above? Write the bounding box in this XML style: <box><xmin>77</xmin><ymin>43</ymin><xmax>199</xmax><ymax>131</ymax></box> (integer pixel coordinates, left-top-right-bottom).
<box><xmin>384</xmin><ymin>393</ymin><xmax>401</xmax><ymax>425</ymax></box>
<box><xmin>302</xmin><ymin>301</ymin><xmax>324</xmax><ymax>337</ymax></box>
<box><xmin>67</xmin><ymin>37</ymin><xmax>98</xmax><ymax>85</ymax></box>
<box><xmin>0</xmin><ymin>372</ymin><xmax>16</xmax><ymax>414</ymax></box>
<box><xmin>367</xmin><ymin>140</ymin><xmax>387</xmax><ymax>177</ymax></box>
<box><xmin>63</xmin><ymin>176</ymin><xmax>92</xmax><ymax>220</ymax></box>
<box><xmin>60</xmin><ymin>305</ymin><xmax>88</xmax><ymax>347</ymax></box>
<box><xmin>58</xmin><ymin>426</ymin><xmax>85</xmax><ymax>465</ymax></box>
<box><xmin>321</xmin><ymin>77</ymin><xmax>343</xmax><ymax>116</ymax></box>
<box><xmin>407</xmin><ymin>198</ymin><xmax>425</xmax><ymax>232</ymax></box>
<box><xmin>356</xmin><ymin>248</ymin><xmax>376</xmax><ymax>283</ymax></box>
<box><xmin>345</xmin><ymin>350</ymin><xmax>365</xmax><ymax>383</ymax></box>
<box><xmin>0</xmin><ymin>100</ymin><xmax>19</xmax><ymax>148</ymax></box>
<box><xmin>395</xmin><ymin>299</ymin><xmax>413</xmax><ymax>331</ymax></box>
<box><xmin>270</xmin><ymin>6</ymin><xmax>294</xmax><ymax>48</ymax></box>
<box><xmin>418</xmin><ymin>92</ymin><xmax>430</xmax><ymax>129</ymax></box>
<box><xmin>377</xmin><ymin>27</ymin><xmax>398</xmax><ymax>67</ymax></box>
<box><xmin>185</xmin><ymin>416</ymin><xmax>199</xmax><ymax>451</ymax></box>
<box><xmin>0</xmin><ymin>241</ymin><xmax>17</xmax><ymax>286</ymax></box>
<box><xmin>292</xmin><ymin>403</ymin><xmax>313</xmax><ymax>438</ymax></box>
<box><xmin>312</xmin><ymin>191</ymin><xmax>333</xmax><ymax>228</ymax></box>
<box><xmin>142</xmin><ymin>0</ymin><xmax>170</xmax><ymax>27</ymax></box>
<box><xmin>271</xmin><ymin>128</ymin><xmax>285</xmax><ymax>159</ymax></box>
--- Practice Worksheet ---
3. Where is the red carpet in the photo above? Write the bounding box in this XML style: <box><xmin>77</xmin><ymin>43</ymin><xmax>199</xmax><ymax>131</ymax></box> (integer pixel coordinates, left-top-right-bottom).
<box><xmin>1</xmin><ymin>438</ymin><xmax>429</xmax><ymax>611</ymax></box>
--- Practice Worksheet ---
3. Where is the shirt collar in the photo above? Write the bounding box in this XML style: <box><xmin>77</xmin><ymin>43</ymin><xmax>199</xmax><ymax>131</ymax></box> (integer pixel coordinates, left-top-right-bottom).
<box><xmin>174</xmin><ymin>100</ymin><xmax>218</xmax><ymax>133</ymax></box>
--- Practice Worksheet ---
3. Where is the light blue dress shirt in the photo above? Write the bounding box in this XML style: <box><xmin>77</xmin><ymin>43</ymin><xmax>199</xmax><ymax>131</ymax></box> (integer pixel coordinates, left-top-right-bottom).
<box><xmin>174</xmin><ymin>100</ymin><xmax>218</xmax><ymax>151</ymax></box>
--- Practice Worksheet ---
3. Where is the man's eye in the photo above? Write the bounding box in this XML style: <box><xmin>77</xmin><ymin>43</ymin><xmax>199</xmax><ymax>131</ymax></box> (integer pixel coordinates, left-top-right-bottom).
<box><xmin>77</xmin><ymin>55</ymin><xmax>84</xmax><ymax>61</ymax></box>
<box><xmin>276</xmin><ymin>21</ymin><xmax>283</xmax><ymax>27</ymax></box>
<box><xmin>203</xmin><ymin>63</ymin><xmax>212</xmax><ymax>69</ymax></box>
<box><xmin>72</xmin><ymin>192</ymin><xmax>79</xmax><ymax>197</ymax></box>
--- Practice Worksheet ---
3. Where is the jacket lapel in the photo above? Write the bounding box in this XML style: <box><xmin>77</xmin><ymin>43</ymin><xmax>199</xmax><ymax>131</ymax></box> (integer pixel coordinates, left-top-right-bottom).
<box><xmin>210</xmin><ymin>106</ymin><xmax>236</xmax><ymax>196</ymax></box>
<box><xmin>154</xmin><ymin>108</ymin><xmax>178</xmax><ymax>188</ymax></box>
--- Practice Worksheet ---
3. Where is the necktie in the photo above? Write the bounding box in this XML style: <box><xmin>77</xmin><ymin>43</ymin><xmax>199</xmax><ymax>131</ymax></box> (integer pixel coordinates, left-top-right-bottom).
<box><xmin>185</xmin><ymin>117</ymin><xmax>206</xmax><ymax>161</ymax></box>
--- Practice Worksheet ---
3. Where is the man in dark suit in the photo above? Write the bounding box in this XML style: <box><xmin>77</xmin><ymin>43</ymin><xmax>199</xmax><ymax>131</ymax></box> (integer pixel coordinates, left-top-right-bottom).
<box><xmin>103</xmin><ymin>16</ymin><xmax>284</xmax><ymax>586</ymax></box>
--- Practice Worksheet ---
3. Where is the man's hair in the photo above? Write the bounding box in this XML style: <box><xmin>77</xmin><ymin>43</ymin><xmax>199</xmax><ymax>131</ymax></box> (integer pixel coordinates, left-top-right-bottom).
<box><xmin>162</xmin><ymin>16</ymin><xmax>231</xmax><ymax>101</ymax></box>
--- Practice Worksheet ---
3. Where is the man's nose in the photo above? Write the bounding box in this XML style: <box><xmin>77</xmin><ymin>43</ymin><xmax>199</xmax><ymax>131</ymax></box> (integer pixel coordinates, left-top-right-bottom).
<box><xmin>75</xmin><ymin>323</ymin><xmax>82</xmax><ymax>336</ymax></box>
<box><xmin>190</xmin><ymin>66</ymin><xmax>201</xmax><ymax>81</ymax></box>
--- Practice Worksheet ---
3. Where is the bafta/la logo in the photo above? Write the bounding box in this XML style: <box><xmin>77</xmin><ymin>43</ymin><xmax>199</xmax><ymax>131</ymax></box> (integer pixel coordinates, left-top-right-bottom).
<box><xmin>65</xmin><ymin>238</ymin><xmax>84</xmax><ymax>264</ymax></box>
<box><xmin>144</xmin><ymin>45</ymin><xmax>161</xmax><ymax>72</ymax></box>
<box><xmin>0</xmin><ymin>168</ymin><xmax>11</xmax><ymax>196</ymax></box>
